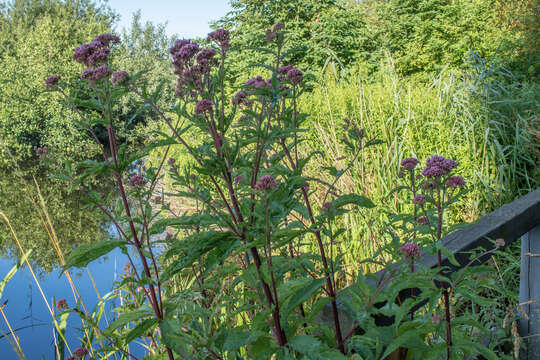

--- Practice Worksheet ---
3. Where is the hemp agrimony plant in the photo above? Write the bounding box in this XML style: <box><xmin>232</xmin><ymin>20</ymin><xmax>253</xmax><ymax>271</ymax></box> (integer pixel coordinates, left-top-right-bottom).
<box><xmin>44</xmin><ymin>23</ymin><xmax>513</xmax><ymax>360</ymax></box>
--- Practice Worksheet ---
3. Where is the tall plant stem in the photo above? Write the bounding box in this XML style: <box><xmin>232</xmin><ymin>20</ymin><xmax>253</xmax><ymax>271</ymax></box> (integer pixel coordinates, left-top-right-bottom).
<box><xmin>436</xmin><ymin>186</ymin><xmax>452</xmax><ymax>360</ymax></box>
<box><xmin>280</xmin><ymin>138</ymin><xmax>345</xmax><ymax>353</ymax></box>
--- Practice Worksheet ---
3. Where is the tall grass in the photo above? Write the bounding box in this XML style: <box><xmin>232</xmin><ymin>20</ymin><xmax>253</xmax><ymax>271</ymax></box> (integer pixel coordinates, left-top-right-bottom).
<box><xmin>299</xmin><ymin>59</ymin><xmax>539</xmax><ymax>272</ymax></box>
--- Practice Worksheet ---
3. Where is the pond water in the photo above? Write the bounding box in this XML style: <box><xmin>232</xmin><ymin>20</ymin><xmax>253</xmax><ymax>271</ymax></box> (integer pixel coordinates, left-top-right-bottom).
<box><xmin>0</xmin><ymin>248</ymin><xmax>146</xmax><ymax>359</ymax></box>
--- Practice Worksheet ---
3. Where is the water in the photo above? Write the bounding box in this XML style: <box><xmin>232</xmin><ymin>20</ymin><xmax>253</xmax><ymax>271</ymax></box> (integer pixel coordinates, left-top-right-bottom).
<box><xmin>0</xmin><ymin>248</ymin><xmax>146</xmax><ymax>359</ymax></box>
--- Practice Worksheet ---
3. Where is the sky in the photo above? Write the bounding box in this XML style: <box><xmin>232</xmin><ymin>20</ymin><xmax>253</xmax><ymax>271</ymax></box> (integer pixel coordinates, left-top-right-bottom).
<box><xmin>107</xmin><ymin>0</ymin><xmax>232</xmax><ymax>38</ymax></box>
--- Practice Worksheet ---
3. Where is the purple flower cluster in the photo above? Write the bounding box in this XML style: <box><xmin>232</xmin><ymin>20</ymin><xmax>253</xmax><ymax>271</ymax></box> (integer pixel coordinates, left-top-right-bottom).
<box><xmin>169</xmin><ymin>38</ymin><xmax>218</xmax><ymax>96</ymax></box>
<box><xmin>401</xmin><ymin>157</ymin><xmax>419</xmax><ymax>171</ymax></box>
<box><xmin>111</xmin><ymin>70</ymin><xmax>129</xmax><ymax>86</ymax></box>
<box><xmin>45</xmin><ymin>75</ymin><xmax>60</xmax><ymax>89</ymax></box>
<box><xmin>72</xmin><ymin>33</ymin><xmax>119</xmax><ymax>83</ymax></box>
<box><xmin>245</xmin><ymin>76</ymin><xmax>270</xmax><ymax>89</ymax></box>
<box><xmin>445</xmin><ymin>176</ymin><xmax>465</xmax><ymax>189</ymax></box>
<box><xmin>421</xmin><ymin>155</ymin><xmax>458</xmax><ymax>178</ymax></box>
<box><xmin>195</xmin><ymin>99</ymin><xmax>213</xmax><ymax>115</ymax></box>
<box><xmin>81</xmin><ymin>65</ymin><xmax>112</xmax><ymax>82</ymax></box>
<box><xmin>73</xmin><ymin>33</ymin><xmax>119</xmax><ymax>67</ymax></box>
<box><xmin>398</xmin><ymin>242</ymin><xmax>421</xmax><ymax>260</ymax></box>
<box><xmin>128</xmin><ymin>175</ymin><xmax>146</xmax><ymax>187</ymax></box>
<box><xmin>286</xmin><ymin>68</ymin><xmax>303</xmax><ymax>85</ymax></box>
<box><xmin>207</xmin><ymin>29</ymin><xmax>230</xmax><ymax>50</ymax></box>
<box><xmin>232</xmin><ymin>90</ymin><xmax>252</xmax><ymax>107</ymax></box>
<box><xmin>254</xmin><ymin>175</ymin><xmax>279</xmax><ymax>192</ymax></box>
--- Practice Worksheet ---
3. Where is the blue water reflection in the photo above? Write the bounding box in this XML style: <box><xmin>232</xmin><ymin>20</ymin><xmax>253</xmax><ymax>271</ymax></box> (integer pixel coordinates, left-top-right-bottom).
<box><xmin>0</xmin><ymin>248</ymin><xmax>146</xmax><ymax>359</ymax></box>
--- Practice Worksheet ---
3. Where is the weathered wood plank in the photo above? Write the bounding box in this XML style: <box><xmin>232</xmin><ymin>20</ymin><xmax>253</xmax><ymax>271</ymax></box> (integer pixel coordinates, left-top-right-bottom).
<box><xmin>519</xmin><ymin>225</ymin><xmax>540</xmax><ymax>360</ymax></box>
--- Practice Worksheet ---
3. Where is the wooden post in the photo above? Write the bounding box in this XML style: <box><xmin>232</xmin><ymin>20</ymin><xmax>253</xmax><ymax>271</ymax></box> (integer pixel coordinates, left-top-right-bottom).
<box><xmin>520</xmin><ymin>225</ymin><xmax>540</xmax><ymax>359</ymax></box>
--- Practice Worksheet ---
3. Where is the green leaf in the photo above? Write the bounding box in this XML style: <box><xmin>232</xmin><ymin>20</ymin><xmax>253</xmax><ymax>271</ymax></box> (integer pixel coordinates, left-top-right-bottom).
<box><xmin>104</xmin><ymin>309</ymin><xmax>153</xmax><ymax>335</ymax></box>
<box><xmin>333</xmin><ymin>194</ymin><xmax>375</xmax><ymax>209</ymax></box>
<box><xmin>0</xmin><ymin>250</ymin><xmax>31</xmax><ymax>299</ymax></box>
<box><xmin>223</xmin><ymin>329</ymin><xmax>265</xmax><ymax>351</ymax></box>
<box><xmin>64</xmin><ymin>240</ymin><xmax>126</xmax><ymax>269</ymax></box>
<box><xmin>289</xmin><ymin>335</ymin><xmax>346</xmax><ymax>360</ymax></box>
<box><xmin>125</xmin><ymin>318</ymin><xmax>159</xmax><ymax>344</ymax></box>
<box><xmin>283</xmin><ymin>278</ymin><xmax>325</xmax><ymax>318</ymax></box>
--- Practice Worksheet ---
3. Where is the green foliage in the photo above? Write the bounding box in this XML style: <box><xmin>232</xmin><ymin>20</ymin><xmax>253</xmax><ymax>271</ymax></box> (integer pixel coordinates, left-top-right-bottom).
<box><xmin>0</xmin><ymin>0</ymin><xmax>114</xmax><ymax>165</ymax></box>
<box><xmin>215</xmin><ymin>0</ymin><xmax>539</xmax><ymax>78</ymax></box>
<box><xmin>298</xmin><ymin>60</ymin><xmax>539</xmax><ymax>265</ymax></box>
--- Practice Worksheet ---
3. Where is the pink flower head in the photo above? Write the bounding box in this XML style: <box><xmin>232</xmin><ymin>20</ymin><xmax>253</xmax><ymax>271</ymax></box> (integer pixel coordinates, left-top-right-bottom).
<box><xmin>111</xmin><ymin>71</ymin><xmax>129</xmax><ymax>86</ymax></box>
<box><xmin>45</xmin><ymin>75</ymin><xmax>60</xmax><ymax>89</ymax></box>
<box><xmin>412</xmin><ymin>194</ymin><xmax>426</xmax><ymax>206</ymax></box>
<box><xmin>445</xmin><ymin>176</ymin><xmax>465</xmax><ymax>189</ymax></box>
<box><xmin>401</xmin><ymin>157</ymin><xmax>419</xmax><ymax>171</ymax></box>
<box><xmin>207</xmin><ymin>29</ymin><xmax>230</xmax><ymax>49</ymax></box>
<box><xmin>153</xmin><ymin>195</ymin><xmax>162</xmax><ymax>203</ymax></box>
<box><xmin>36</xmin><ymin>146</ymin><xmax>49</xmax><ymax>157</ymax></box>
<box><xmin>417</xmin><ymin>216</ymin><xmax>430</xmax><ymax>225</ymax></box>
<box><xmin>254</xmin><ymin>175</ymin><xmax>279</xmax><ymax>192</ymax></box>
<box><xmin>195</xmin><ymin>99</ymin><xmax>213</xmax><ymax>115</ymax></box>
<box><xmin>74</xmin><ymin>347</ymin><xmax>89</xmax><ymax>358</ymax></box>
<box><xmin>128</xmin><ymin>175</ymin><xmax>145</xmax><ymax>187</ymax></box>
<box><xmin>398</xmin><ymin>242</ymin><xmax>421</xmax><ymax>260</ymax></box>
<box><xmin>432</xmin><ymin>314</ymin><xmax>441</xmax><ymax>324</ymax></box>
<box><xmin>56</xmin><ymin>298</ymin><xmax>67</xmax><ymax>311</ymax></box>
<box><xmin>422</xmin><ymin>155</ymin><xmax>458</xmax><ymax>178</ymax></box>
<box><xmin>286</xmin><ymin>68</ymin><xmax>303</xmax><ymax>85</ymax></box>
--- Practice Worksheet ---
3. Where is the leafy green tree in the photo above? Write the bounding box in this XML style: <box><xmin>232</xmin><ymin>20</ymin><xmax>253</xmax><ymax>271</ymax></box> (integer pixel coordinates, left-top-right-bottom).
<box><xmin>214</xmin><ymin>0</ymin><xmax>369</xmax><ymax>75</ymax></box>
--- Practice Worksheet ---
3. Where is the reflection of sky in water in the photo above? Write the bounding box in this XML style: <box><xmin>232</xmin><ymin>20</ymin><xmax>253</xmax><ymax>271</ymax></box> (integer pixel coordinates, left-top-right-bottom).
<box><xmin>0</xmin><ymin>248</ymin><xmax>147</xmax><ymax>359</ymax></box>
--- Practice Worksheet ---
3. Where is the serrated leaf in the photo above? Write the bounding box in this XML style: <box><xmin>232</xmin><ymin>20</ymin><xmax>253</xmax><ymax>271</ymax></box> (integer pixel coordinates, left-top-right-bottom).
<box><xmin>64</xmin><ymin>240</ymin><xmax>126</xmax><ymax>269</ymax></box>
